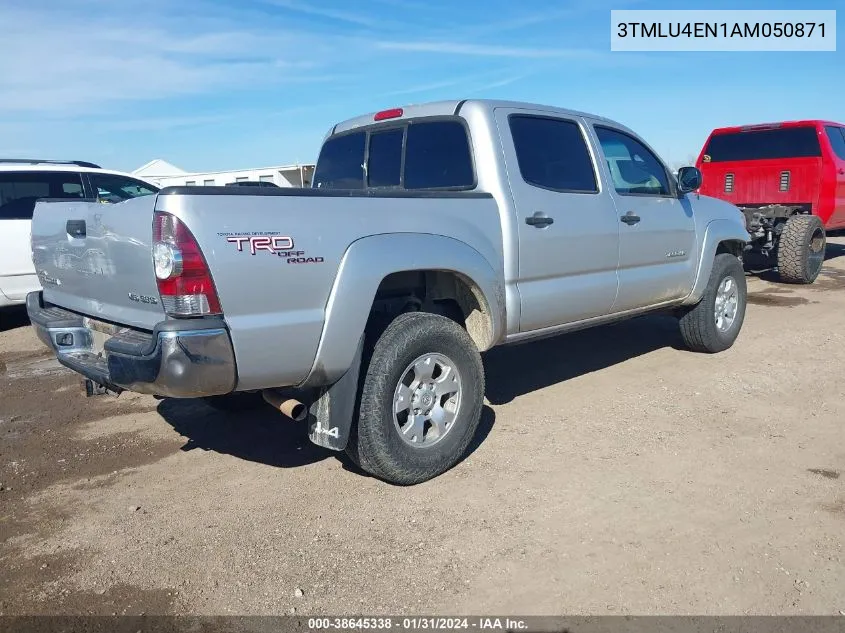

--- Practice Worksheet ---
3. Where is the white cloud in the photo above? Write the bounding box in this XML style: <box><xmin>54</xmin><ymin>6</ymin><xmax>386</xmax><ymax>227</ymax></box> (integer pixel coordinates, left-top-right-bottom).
<box><xmin>376</xmin><ymin>41</ymin><xmax>609</xmax><ymax>59</ymax></box>
<box><xmin>258</xmin><ymin>0</ymin><xmax>384</xmax><ymax>28</ymax></box>
<box><xmin>0</xmin><ymin>5</ymin><xmax>349</xmax><ymax>115</ymax></box>
<box><xmin>471</xmin><ymin>75</ymin><xmax>532</xmax><ymax>92</ymax></box>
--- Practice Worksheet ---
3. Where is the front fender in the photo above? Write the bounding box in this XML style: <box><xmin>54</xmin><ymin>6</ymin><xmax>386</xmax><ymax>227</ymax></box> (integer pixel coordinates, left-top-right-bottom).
<box><xmin>683</xmin><ymin>218</ymin><xmax>750</xmax><ymax>305</ymax></box>
<box><xmin>300</xmin><ymin>233</ymin><xmax>505</xmax><ymax>387</ymax></box>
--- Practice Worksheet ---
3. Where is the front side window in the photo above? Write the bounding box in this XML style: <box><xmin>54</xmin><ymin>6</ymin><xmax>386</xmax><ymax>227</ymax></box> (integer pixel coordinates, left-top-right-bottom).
<box><xmin>89</xmin><ymin>174</ymin><xmax>158</xmax><ymax>203</ymax></box>
<box><xmin>313</xmin><ymin>132</ymin><xmax>366</xmax><ymax>189</ymax></box>
<box><xmin>0</xmin><ymin>171</ymin><xmax>85</xmax><ymax>219</ymax></box>
<box><xmin>595</xmin><ymin>127</ymin><xmax>671</xmax><ymax>196</ymax></box>
<box><xmin>824</xmin><ymin>126</ymin><xmax>845</xmax><ymax>161</ymax></box>
<box><xmin>509</xmin><ymin>115</ymin><xmax>598</xmax><ymax>193</ymax></box>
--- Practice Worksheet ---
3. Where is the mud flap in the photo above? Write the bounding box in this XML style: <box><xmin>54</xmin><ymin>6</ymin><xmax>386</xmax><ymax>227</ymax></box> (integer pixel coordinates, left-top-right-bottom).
<box><xmin>307</xmin><ymin>334</ymin><xmax>364</xmax><ymax>451</ymax></box>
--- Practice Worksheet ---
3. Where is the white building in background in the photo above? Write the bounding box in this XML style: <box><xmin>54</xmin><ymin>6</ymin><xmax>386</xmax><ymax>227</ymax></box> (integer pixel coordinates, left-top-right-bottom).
<box><xmin>132</xmin><ymin>159</ymin><xmax>315</xmax><ymax>189</ymax></box>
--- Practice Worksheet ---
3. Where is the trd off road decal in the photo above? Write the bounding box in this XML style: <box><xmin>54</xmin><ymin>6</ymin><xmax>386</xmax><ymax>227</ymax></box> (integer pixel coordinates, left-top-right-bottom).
<box><xmin>218</xmin><ymin>231</ymin><xmax>324</xmax><ymax>264</ymax></box>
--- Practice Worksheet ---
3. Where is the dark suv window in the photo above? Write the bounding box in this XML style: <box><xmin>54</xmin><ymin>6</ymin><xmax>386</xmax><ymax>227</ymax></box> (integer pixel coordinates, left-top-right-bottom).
<box><xmin>313</xmin><ymin>119</ymin><xmax>474</xmax><ymax>191</ymax></box>
<box><xmin>0</xmin><ymin>171</ymin><xmax>85</xmax><ymax>220</ymax></box>
<box><xmin>88</xmin><ymin>173</ymin><xmax>158</xmax><ymax>203</ymax></box>
<box><xmin>509</xmin><ymin>115</ymin><xmax>598</xmax><ymax>193</ymax></box>
<box><xmin>824</xmin><ymin>126</ymin><xmax>845</xmax><ymax>161</ymax></box>
<box><xmin>313</xmin><ymin>132</ymin><xmax>366</xmax><ymax>189</ymax></box>
<box><xmin>404</xmin><ymin>120</ymin><xmax>474</xmax><ymax>189</ymax></box>
<box><xmin>704</xmin><ymin>127</ymin><xmax>822</xmax><ymax>162</ymax></box>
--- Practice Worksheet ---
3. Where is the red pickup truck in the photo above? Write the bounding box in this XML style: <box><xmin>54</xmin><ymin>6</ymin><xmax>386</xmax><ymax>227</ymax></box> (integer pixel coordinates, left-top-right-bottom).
<box><xmin>696</xmin><ymin>120</ymin><xmax>845</xmax><ymax>284</ymax></box>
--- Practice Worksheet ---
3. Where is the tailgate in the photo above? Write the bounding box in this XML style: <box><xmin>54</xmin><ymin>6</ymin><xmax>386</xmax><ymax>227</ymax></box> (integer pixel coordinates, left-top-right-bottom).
<box><xmin>30</xmin><ymin>195</ymin><xmax>164</xmax><ymax>330</ymax></box>
<box><xmin>700</xmin><ymin>157</ymin><xmax>822</xmax><ymax>209</ymax></box>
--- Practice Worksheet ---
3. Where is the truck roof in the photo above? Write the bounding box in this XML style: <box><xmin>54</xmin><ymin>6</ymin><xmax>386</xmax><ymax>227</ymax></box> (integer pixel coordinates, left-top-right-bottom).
<box><xmin>708</xmin><ymin>119</ymin><xmax>844</xmax><ymax>135</ymax></box>
<box><xmin>329</xmin><ymin>99</ymin><xmax>630</xmax><ymax>136</ymax></box>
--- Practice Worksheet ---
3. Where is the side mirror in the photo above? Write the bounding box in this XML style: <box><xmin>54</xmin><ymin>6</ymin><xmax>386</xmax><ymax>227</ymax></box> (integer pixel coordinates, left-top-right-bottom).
<box><xmin>677</xmin><ymin>166</ymin><xmax>702</xmax><ymax>194</ymax></box>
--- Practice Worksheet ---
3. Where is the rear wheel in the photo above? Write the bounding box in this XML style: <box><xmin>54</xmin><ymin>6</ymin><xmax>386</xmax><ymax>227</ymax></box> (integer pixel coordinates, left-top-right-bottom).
<box><xmin>346</xmin><ymin>312</ymin><xmax>484</xmax><ymax>485</ymax></box>
<box><xmin>777</xmin><ymin>214</ymin><xmax>826</xmax><ymax>284</ymax></box>
<box><xmin>678</xmin><ymin>253</ymin><xmax>747</xmax><ymax>353</ymax></box>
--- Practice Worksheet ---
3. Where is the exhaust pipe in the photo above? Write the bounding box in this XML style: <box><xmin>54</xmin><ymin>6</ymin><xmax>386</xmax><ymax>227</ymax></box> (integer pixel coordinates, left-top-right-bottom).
<box><xmin>262</xmin><ymin>390</ymin><xmax>308</xmax><ymax>422</ymax></box>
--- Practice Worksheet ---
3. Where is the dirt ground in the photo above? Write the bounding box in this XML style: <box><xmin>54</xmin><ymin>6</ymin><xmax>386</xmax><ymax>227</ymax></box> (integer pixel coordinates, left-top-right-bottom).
<box><xmin>1</xmin><ymin>238</ymin><xmax>844</xmax><ymax>617</ymax></box>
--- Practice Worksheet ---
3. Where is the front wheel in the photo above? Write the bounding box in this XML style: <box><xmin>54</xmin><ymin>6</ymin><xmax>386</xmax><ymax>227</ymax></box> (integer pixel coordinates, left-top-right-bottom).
<box><xmin>678</xmin><ymin>253</ymin><xmax>747</xmax><ymax>353</ymax></box>
<box><xmin>347</xmin><ymin>312</ymin><xmax>485</xmax><ymax>485</ymax></box>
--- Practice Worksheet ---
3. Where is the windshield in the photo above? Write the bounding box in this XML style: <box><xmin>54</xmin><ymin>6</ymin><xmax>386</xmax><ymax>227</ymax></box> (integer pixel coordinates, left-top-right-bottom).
<box><xmin>703</xmin><ymin>127</ymin><xmax>822</xmax><ymax>162</ymax></box>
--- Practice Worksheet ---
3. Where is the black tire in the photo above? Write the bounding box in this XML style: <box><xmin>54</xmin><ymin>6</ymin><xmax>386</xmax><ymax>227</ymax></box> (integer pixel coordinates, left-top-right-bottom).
<box><xmin>678</xmin><ymin>253</ymin><xmax>747</xmax><ymax>354</ymax></box>
<box><xmin>202</xmin><ymin>392</ymin><xmax>265</xmax><ymax>413</ymax></box>
<box><xmin>777</xmin><ymin>214</ymin><xmax>826</xmax><ymax>284</ymax></box>
<box><xmin>346</xmin><ymin>312</ymin><xmax>485</xmax><ymax>485</ymax></box>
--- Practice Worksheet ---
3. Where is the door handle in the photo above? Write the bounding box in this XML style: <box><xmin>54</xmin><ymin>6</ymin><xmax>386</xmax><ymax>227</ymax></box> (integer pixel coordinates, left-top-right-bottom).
<box><xmin>620</xmin><ymin>211</ymin><xmax>641</xmax><ymax>225</ymax></box>
<box><xmin>66</xmin><ymin>220</ymin><xmax>86</xmax><ymax>238</ymax></box>
<box><xmin>525</xmin><ymin>212</ymin><xmax>554</xmax><ymax>228</ymax></box>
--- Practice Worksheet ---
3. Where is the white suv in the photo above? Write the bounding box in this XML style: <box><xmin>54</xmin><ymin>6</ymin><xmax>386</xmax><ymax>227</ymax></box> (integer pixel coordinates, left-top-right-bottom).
<box><xmin>0</xmin><ymin>159</ymin><xmax>160</xmax><ymax>308</ymax></box>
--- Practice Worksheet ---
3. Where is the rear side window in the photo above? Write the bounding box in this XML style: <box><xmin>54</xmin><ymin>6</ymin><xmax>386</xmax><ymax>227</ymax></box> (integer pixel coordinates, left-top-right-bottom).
<box><xmin>508</xmin><ymin>115</ymin><xmax>598</xmax><ymax>193</ymax></box>
<box><xmin>0</xmin><ymin>171</ymin><xmax>85</xmax><ymax>220</ymax></box>
<box><xmin>313</xmin><ymin>132</ymin><xmax>366</xmax><ymax>189</ymax></box>
<box><xmin>404</xmin><ymin>121</ymin><xmax>474</xmax><ymax>189</ymax></box>
<box><xmin>367</xmin><ymin>128</ymin><xmax>403</xmax><ymax>187</ymax></box>
<box><xmin>824</xmin><ymin>126</ymin><xmax>845</xmax><ymax>161</ymax></box>
<box><xmin>704</xmin><ymin>127</ymin><xmax>822</xmax><ymax>162</ymax></box>
<box><xmin>88</xmin><ymin>173</ymin><xmax>158</xmax><ymax>203</ymax></box>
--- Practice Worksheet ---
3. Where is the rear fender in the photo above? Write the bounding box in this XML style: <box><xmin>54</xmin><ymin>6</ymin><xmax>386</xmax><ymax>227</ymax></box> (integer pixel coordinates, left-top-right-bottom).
<box><xmin>300</xmin><ymin>233</ymin><xmax>505</xmax><ymax>388</ymax></box>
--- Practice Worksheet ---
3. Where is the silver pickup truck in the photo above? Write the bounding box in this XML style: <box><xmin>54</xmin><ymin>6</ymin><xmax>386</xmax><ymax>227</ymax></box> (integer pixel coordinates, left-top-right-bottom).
<box><xmin>27</xmin><ymin>99</ymin><xmax>750</xmax><ymax>485</ymax></box>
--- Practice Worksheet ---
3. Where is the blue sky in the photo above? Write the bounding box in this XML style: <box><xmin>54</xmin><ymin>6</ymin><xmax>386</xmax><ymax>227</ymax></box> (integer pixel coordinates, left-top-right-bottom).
<box><xmin>0</xmin><ymin>0</ymin><xmax>841</xmax><ymax>173</ymax></box>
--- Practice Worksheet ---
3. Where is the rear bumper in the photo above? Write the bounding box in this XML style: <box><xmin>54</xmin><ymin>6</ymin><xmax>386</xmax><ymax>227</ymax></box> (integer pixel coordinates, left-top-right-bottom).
<box><xmin>26</xmin><ymin>291</ymin><xmax>237</xmax><ymax>398</ymax></box>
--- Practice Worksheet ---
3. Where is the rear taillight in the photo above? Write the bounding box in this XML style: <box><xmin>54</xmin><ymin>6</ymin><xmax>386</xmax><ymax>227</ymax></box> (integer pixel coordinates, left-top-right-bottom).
<box><xmin>725</xmin><ymin>173</ymin><xmax>734</xmax><ymax>193</ymax></box>
<box><xmin>152</xmin><ymin>211</ymin><xmax>222</xmax><ymax>316</ymax></box>
<box><xmin>780</xmin><ymin>170</ymin><xmax>790</xmax><ymax>192</ymax></box>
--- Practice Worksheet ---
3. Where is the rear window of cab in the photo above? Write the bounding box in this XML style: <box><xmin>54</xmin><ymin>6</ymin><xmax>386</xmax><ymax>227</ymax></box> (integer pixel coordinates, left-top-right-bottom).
<box><xmin>313</xmin><ymin>118</ymin><xmax>475</xmax><ymax>191</ymax></box>
<box><xmin>703</xmin><ymin>127</ymin><xmax>822</xmax><ymax>163</ymax></box>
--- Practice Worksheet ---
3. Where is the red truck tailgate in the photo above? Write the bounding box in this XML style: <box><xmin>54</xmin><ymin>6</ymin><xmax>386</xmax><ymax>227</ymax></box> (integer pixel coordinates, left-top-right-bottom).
<box><xmin>699</xmin><ymin>157</ymin><xmax>823</xmax><ymax>209</ymax></box>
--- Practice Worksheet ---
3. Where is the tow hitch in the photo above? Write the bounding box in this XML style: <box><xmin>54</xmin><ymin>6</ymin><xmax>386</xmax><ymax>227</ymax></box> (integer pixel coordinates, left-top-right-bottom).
<box><xmin>83</xmin><ymin>378</ymin><xmax>122</xmax><ymax>398</ymax></box>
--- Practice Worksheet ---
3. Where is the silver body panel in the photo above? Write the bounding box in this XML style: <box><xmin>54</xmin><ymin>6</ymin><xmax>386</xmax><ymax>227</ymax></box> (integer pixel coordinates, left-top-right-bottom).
<box><xmin>155</xmin><ymin>192</ymin><xmax>503</xmax><ymax>389</ymax></box>
<box><xmin>29</xmin><ymin>99</ymin><xmax>748</xmax><ymax>394</ymax></box>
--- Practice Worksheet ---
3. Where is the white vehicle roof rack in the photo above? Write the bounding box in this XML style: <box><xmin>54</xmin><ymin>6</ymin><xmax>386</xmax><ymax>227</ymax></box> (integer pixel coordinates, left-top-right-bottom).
<box><xmin>0</xmin><ymin>158</ymin><xmax>102</xmax><ymax>169</ymax></box>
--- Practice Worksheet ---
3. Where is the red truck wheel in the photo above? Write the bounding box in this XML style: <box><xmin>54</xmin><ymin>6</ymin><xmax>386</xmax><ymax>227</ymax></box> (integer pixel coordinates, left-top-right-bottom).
<box><xmin>777</xmin><ymin>215</ymin><xmax>826</xmax><ymax>284</ymax></box>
